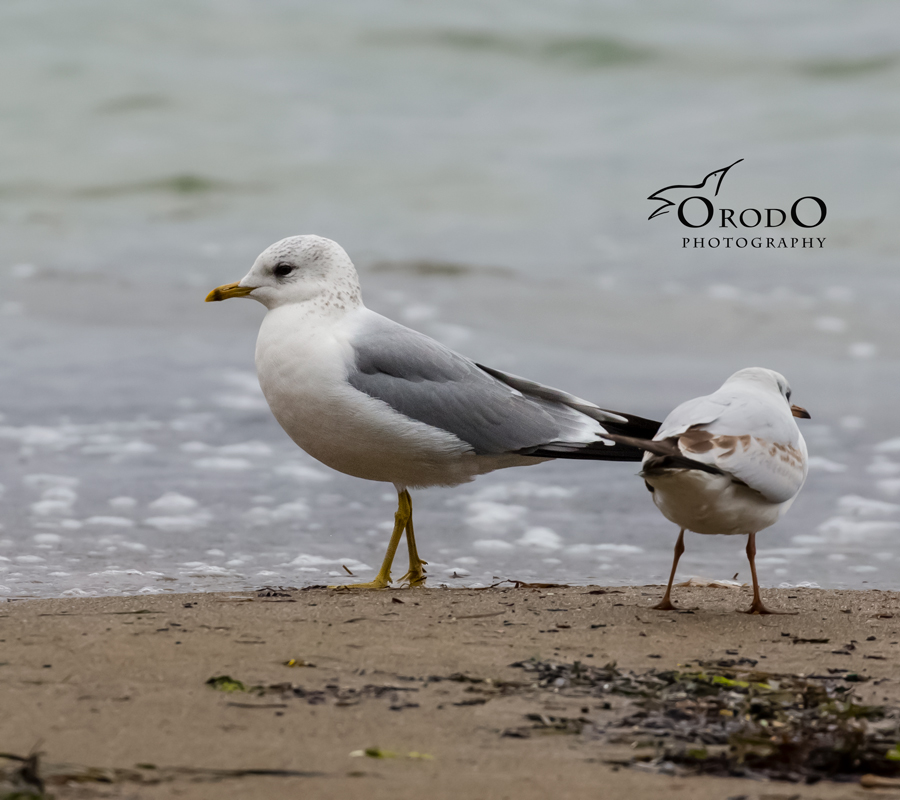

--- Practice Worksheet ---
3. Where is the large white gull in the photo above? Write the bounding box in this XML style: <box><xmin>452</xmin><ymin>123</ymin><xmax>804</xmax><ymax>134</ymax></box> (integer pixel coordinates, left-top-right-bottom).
<box><xmin>608</xmin><ymin>367</ymin><xmax>810</xmax><ymax>614</ymax></box>
<box><xmin>206</xmin><ymin>235</ymin><xmax>660</xmax><ymax>588</ymax></box>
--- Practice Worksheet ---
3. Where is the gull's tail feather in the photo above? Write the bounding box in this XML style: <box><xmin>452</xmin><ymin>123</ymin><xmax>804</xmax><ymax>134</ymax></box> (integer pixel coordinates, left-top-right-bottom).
<box><xmin>522</xmin><ymin>413</ymin><xmax>663</xmax><ymax>463</ymax></box>
<box><xmin>601</xmin><ymin>433</ymin><xmax>726</xmax><ymax>475</ymax></box>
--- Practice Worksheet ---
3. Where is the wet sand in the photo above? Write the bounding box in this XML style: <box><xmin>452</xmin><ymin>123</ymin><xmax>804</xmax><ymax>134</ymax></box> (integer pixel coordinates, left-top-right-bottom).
<box><xmin>2</xmin><ymin>585</ymin><xmax>900</xmax><ymax>799</ymax></box>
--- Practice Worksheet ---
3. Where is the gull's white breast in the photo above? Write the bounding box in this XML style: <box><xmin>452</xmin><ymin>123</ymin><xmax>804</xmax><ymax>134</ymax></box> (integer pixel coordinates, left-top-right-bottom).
<box><xmin>647</xmin><ymin>469</ymin><xmax>794</xmax><ymax>535</ymax></box>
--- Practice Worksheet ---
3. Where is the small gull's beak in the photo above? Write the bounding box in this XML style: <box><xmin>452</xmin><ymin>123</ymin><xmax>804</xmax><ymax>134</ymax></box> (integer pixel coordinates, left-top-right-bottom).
<box><xmin>790</xmin><ymin>404</ymin><xmax>811</xmax><ymax>419</ymax></box>
<box><xmin>205</xmin><ymin>282</ymin><xmax>256</xmax><ymax>302</ymax></box>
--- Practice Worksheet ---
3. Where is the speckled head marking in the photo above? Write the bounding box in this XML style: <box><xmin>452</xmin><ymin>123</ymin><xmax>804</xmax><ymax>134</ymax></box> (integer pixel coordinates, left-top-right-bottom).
<box><xmin>232</xmin><ymin>235</ymin><xmax>363</xmax><ymax>311</ymax></box>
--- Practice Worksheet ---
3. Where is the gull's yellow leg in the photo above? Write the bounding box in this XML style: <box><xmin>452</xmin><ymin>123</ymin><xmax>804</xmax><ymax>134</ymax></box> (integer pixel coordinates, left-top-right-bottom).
<box><xmin>331</xmin><ymin>490</ymin><xmax>410</xmax><ymax>590</ymax></box>
<box><xmin>397</xmin><ymin>490</ymin><xmax>427</xmax><ymax>587</ymax></box>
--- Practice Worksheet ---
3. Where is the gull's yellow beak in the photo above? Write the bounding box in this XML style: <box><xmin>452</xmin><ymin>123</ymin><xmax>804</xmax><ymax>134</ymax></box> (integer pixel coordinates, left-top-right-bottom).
<box><xmin>790</xmin><ymin>404</ymin><xmax>811</xmax><ymax>419</ymax></box>
<box><xmin>205</xmin><ymin>282</ymin><xmax>256</xmax><ymax>302</ymax></box>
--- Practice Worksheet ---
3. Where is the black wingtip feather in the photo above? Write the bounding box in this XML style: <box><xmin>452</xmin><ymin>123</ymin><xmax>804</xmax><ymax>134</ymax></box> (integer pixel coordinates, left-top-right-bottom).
<box><xmin>524</xmin><ymin>441</ymin><xmax>647</xmax><ymax>462</ymax></box>
<box><xmin>596</xmin><ymin>410</ymin><xmax>662</xmax><ymax>441</ymax></box>
<box><xmin>520</xmin><ymin>412</ymin><xmax>663</xmax><ymax>463</ymax></box>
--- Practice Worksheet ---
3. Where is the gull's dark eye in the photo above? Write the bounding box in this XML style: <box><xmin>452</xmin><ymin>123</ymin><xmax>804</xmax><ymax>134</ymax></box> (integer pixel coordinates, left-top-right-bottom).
<box><xmin>273</xmin><ymin>263</ymin><xmax>294</xmax><ymax>278</ymax></box>
<box><xmin>786</xmin><ymin>389</ymin><xmax>792</xmax><ymax>402</ymax></box>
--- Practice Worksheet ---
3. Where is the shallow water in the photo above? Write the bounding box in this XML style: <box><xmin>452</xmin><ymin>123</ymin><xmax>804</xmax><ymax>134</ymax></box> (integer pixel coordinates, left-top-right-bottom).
<box><xmin>1</xmin><ymin>1</ymin><xmax>899</xmax><ymax>598</ymax></box>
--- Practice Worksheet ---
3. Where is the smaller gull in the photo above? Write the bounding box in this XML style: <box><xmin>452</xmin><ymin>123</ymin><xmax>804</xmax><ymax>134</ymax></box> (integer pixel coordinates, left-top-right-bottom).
<box><xmin>206</xmin><ymin>235</ymin><xmax>660</xmax><ymax>588</ymax></box>
<box><xmin>608</xmin><ymin>367</ymin><xmax>810</xmax><ymax>615</ymax></box>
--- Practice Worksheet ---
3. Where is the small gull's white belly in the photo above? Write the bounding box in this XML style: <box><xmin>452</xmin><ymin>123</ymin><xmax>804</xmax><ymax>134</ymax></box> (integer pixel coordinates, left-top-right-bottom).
<box><xmin>645</xmin><ymin>469</ymin><xmax>791</xmax><ymax>536</ymax></box>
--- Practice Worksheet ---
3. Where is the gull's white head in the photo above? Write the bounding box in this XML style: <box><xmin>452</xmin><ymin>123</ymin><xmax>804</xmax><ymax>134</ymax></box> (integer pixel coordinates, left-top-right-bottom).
<box><xmin>206</xmin><ymin>235</ymin><xmax>362</xmax><ymax>311</ymax></box>
<box><xmin>723</xmin><ymin>367</ymin><xmax>810</xmax><ymax>419</ymax></box>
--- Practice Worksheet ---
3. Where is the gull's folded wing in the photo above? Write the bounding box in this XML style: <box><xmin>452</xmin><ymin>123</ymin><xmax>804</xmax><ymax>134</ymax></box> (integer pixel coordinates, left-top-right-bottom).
<box><xmin>346</xmin><ymin>312</ymin><xmax>659</xmax><ymax>462</ymax></box>
<box><xmin>676</xmin><ymin>428</ymin><xmax>807</xmax><ymax>504</ymax></box>
<box><xmin>622</xmin><ymin>385</ymin><xmax>807</xmax><ymax>503</ymax></box>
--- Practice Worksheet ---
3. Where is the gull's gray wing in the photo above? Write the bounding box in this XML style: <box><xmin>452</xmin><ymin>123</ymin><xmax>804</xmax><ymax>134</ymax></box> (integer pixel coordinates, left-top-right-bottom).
<box><xmin>346</xmin><ymin>312</ymin><xmax>658</xmax><ymax>461</ymax></box>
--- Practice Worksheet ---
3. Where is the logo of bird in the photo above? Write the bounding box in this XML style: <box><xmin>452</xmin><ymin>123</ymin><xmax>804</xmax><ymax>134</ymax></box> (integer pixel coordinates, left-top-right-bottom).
<box><xmin>647</xmin><ymin>158</ymin><xmax>744</xmax><ymax>221</ymax></box>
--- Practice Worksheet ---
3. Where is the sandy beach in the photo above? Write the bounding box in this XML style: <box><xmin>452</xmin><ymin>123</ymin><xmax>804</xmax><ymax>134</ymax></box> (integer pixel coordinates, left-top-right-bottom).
<box><xmin>3</xmin><ymin>584</ymin><xmax>900</xmax><ymax>799</ymax></box>
<box><xmin>3</xmin><ymin>4</ymin><xmax>898</xmax><ymax>798</ymax></box>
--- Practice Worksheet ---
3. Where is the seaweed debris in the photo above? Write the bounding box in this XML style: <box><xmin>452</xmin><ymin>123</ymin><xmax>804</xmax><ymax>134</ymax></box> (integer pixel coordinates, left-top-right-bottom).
<box><xmin>349</xmin><ymin>748</ymin><xmax>433</xmax><ymax>760</ymax></box>
<box><xmin>206</xmin><ymin>676</ymin><xmax>420</xmax><ymax>709</ymax></box>
<box><xmin>206</xmin><ymin>675</ymin><xmax>247</xmax><ymax>693</ymax></box>
<box><xmin>0</xmin><ymin>750</ymin><xmax>45</xmax><ymax>798</ymax></box>
<box><xmin>0</xmin><ymin>751</ymin><xmax>322</xmax><ymax>793</ymax></box>
<box><xmin>510</xmin><ymin>658</ymin><xmax>900</xmax><ymax>782</ymax></box>
<box><xmin>509</xmin><ymin>713</ymin><xmax>592</xmax><ymax>736</ymax></box>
